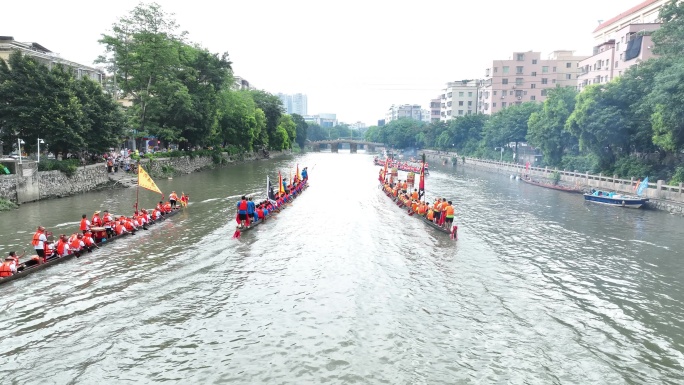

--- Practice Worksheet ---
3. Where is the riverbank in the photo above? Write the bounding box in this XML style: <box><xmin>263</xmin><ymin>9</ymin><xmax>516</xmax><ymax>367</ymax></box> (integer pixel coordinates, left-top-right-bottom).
<box><xmin>0</xmin><ymin>150</ymin><xmax>290</xmax><ymax>205</ymax></box>
<box><xmin>423</xmin><ymin>150</ymin><xmax>684</xmax><ymax>216</ymax></box>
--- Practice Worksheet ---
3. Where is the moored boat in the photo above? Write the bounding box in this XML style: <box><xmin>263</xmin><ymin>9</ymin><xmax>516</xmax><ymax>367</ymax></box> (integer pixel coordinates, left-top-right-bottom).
<box><xmin>583</xmin><ymin>189</ymin><xmax>649</xmax><ymax>208</ymax></box>
<box><xmin>520</xmin><ymin>175</ymin><xmax>583</xmax><ymax>193</ymax></box>
<box><xmin>0</xmin><ymin>208</ymin><xmax>181</xmax><ymax>286</ymax></box>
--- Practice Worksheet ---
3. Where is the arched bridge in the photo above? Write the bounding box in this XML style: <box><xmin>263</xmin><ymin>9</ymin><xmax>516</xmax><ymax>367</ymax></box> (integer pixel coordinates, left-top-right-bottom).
<box><xmin>308</xmin><ymin>139</ymin><xmax>385</xmax><ymax>153</ymax></box>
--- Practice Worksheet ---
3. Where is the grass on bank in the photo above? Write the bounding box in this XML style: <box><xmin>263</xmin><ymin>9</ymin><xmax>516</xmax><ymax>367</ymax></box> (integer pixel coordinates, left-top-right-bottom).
<box><xmin>0</xmin><ymin>198</ymin><xmax>18</xmax><ymax>211</ymax></box>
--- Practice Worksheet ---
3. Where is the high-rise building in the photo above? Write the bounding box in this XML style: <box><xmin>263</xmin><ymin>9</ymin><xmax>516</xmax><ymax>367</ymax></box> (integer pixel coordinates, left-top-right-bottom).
<box><xmin>276</xmin><ymin>93</ymin><xmax>308</xmax><ymax>115</ymax></box>
<box><xmin>303</xmin><ymin>113</ymin><xmax>337</xmax><ymax>128</ymax></box>
<box><xmin>478</xmin><ymin>50</ymin><xmax>587</xmax><ymax>115</ymax></box>
<box><xmin>440</xmin><ymin>80</ymin><xmax>479</xmax><ymax>121</ymax></box>
<box><xmin>430</xmin><ymin>98</ymin><xmax>441</xmax><ymax>123</ymax></box>
<box><xmin>385</xmin><ymin>104</ymin><xmax>424</xmax><ymax>123</ymax></box>
<box><xmin>577</xmin><ymin>0</ymin><xmax>665</xmax><ymax>91</ymax></box>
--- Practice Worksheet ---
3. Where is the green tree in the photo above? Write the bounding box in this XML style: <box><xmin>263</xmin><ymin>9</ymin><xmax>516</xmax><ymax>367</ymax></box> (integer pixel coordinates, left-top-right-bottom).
<box><xmin>526</xmin><ymin>87</ymin><xmax>578</xmax><ymax>166</ymax></box>
<box><xmin>217</xmin><ymin>89</ymin><xmax>258</xmax><ymax>150</ymax></box>
<box><xmin>75</xmin><ymin>77</ymin><xmax>127</xmax><ymax>154</ymax></box>
<box><xmin>652</xmin><ymin>0</ymin><xmax>684</xmax><ymax>57</ymax></box>
<box><xmin>291</xmin><ymin>114</ymin><xmax>308</xmax><ymax>149</ymax></box>
<box><xmin>97</xmin><ymin>2</ymin><xmax>187</xmax><ymax>143</ymax></box>
<box><xmin>277</xmin><ymin>114</ymin><xmax>296</xmax><ymax>148</ymax></box>
<box><xmin>484</xmin><ymin>102</ymin><xmax>541</xmax><ymax>161</ymax></box>
<box><xmin>249</xmin><ymin>90</ymin><xmax>284</xmax><ymax>149</ymax></box>
<box><xmin>449</xmin><ymin>114</ymin><xmax>487</xmax><ymax>154</ymax></box>
<box><xmin>307</xmin><ymin>122</ymin><xmax>327</xmax><ymax>141</ymax></box>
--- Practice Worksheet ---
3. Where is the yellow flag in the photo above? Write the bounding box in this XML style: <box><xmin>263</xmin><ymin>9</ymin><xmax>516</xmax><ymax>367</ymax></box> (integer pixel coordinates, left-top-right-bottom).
<box><xmin>138</xmin><ymin>164</ymin><xmax>162</xmax><ymax>194</ymax></box>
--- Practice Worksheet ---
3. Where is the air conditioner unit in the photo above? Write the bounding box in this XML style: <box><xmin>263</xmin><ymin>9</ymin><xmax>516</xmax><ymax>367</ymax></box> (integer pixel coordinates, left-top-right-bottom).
<box><xmin>517</xmin><ymin>96</ymin><xmax>522</xmax><ymax>100</ymax></box>
<box><xmin>501</xmin><ymin>96</ymin><xmax>505</xmax><ymax>99</ymax></box>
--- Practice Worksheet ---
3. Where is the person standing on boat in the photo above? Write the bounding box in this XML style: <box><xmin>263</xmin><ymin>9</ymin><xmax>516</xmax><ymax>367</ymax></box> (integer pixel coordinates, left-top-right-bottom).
<box><xmin>302</xmin><ymin>167</ymin><xmax>308</xmax><ymax>181</ymax></box>
<box><xmin>31</xmin><ymin>226</ymin><xmax>48</xmax><ymax>260</ymax></box>
<box><xmin>247</xmin><ymin>197</ymin><xmax>256</xmax><ymax>223</ymax></box>
<box><xmin>80</xmin><ymin>214</ymin><xmax>91</xmax><ymax>235</ymax></box>
<box><xmin>236</xmin><ymin>196</ymin><xmax>249</xmax><ymax>228</ymax></box>
<box><xmin>444</xmin><ymin>201</ymin><xmax>455</xmax><ymax>229</ymax></box>
<box><xmin>169</xmin><ymin>191</ymin><xmax>178</xmax><ymax>208</ymax></box>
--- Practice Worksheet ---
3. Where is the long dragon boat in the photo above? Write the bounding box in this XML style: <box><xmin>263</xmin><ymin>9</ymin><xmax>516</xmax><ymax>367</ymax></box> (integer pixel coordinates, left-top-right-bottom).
<box><xmin>233</xmin><ymin>172</ymin><xmax>309</xmax><ymax>237</ymax></box>
<box><xmin>378</xmin><ymin>155</ymin><xmax>456</xmax><ymax>239</ymax></box>
<box><xmin>0</xmin><ymin>208</ymin><xmax>181</xmax><ymax>286</ymax></box>
<box><xmin>520</xmin><ymin>175</ymin><xmax>583</xmax><ymax>193</ymax></box>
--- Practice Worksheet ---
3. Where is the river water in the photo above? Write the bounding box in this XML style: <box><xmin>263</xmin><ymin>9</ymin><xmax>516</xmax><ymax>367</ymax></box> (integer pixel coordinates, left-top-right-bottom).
<box><xmin>0</xmin><ymin>152</ymin><xmax>683</xmax><ymax>384</ymax></box>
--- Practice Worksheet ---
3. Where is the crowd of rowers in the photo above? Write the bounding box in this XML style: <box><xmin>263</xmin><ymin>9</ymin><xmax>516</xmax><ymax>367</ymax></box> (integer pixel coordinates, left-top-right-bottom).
<box><xmin>0</xmin><ymin>192</ymin><xmax>188</xmax><ymax>278</ymax></box>
<box><xmin>381</xmin><ymin>179</ymin><xmax>455</xmax><ymax>229</ymax></box>
<box><xmin>235</xmin><ymin>172</ymin><xmax>308</xmax><ymax>229</ymax></box>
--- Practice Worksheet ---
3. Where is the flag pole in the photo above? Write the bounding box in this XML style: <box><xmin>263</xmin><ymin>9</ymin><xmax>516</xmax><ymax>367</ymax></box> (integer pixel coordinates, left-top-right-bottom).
<box><xmin>135</xmin><ymin>163</ymin><xmax>140</xmax><ymax>212</ymax></box>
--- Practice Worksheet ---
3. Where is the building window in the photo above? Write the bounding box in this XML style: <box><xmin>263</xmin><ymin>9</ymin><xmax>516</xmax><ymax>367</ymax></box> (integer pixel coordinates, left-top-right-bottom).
<box><xmin>531</xmin><ymin>83</ymin><xmax>536</xmax><ymax>89</ymax></box>
<box><xmin>447</xmin><ymin>101</ymin><xmax>452</xmax><ymax>107</ymax></box>
<box><xmin>447</xmin><ymin>92</ymin><xmax>452</xmax><ymax>98</ymax></box>
<box><xmin>510</xmin><ymin>91</ymin><xmax>514</xmax><ymax>95</ymax></box>
<box><xmin>516</xmin><ymin>101</ymin><xmax>522</xmax><ymax>105</ymax></box>
<box><xmin>515</xmin><ymin>90</ymin><xmax>523</xmax><ymax>97</ymax></box>
<box><xmin>502</xmin><ymin>102</ymin><xmax>507</xmax><ymax>108</ymax></box>
<box><xmin>532</xmin><ymin>59</ymin><xmax>537</xmax><ymax>64</ymax></box>
<box><xmin>503</xmin><ymin>66</ymin><xmax>510</xmax><ymax>73</ymax></box>
<box><xmin>552</xmin><ymin>79</ymin><xmax>556</xmax><ymax>83</ymax></box>
<box><xmin>542</xmin><ymin>66</ymin><xmax>549</xmax><ymax>73</ymax></box>
<box><xmin>459</xmin><ymin>101</ymin><xmax>464</xmax><ymax>106</ymax></box>
<box><xmin>468</xmin><ymin>101</ymin><xmax>472</xmax><ymax>106</ymax></box>
<box><xmin>531</xmin><ymin>96</ymin><xmax>536</xmax><ymax>101</ymax></box>
<box><xmin>516</xmin><ymin>66</ymin><xmax>523</xmax><ymax>74</ymax></box>
<box><xmin>553</xmin><ymin>67</ymin><xmax>557</xmax><ymax>72</ymax></box>
<box><xmin>502</xmin><ymin>78</ymin><xmax>509</xmax><ymax>84</ymax></box>
<box><xmin>531</xmin><ymin>71</ymin><xmax>537</xmax><ymax>76</ymax></box>
<box><xmin>468</xmin><ymin>92</ymin><xmax>473</xmax><ymax>97</ymax></box>
<box><xmin>516</xmin><ymin>53</ymin><xmax>524</xmax><ymax>61</ymax></box>
<box><xmin>447</xmin><ymin>110</ymin><xmax>452</xmax><ymax>116</ymax></box>
<box><xmin>493</xmin><ymin>102</ymin><xmax>497</xmax><ymax>107</ymax></box>
<box><xmin>566</xmin><ymin>74</ymin><xmax>572</xmax><ymax>80</ymax></box>
<box><xmin>459</xmin><ymin>92</ymin><xmax>464</xmax><ymax>97</ymax></box>
<box><xmin>541</xmin><ymin>78</ymin><xmax>548</xmax><ymax>84</ymax></box>
<box><xmin>566</xmin><ymin>62</ymin><xmax>571</xmax><ymax>68</ymax></box>
<box><xmin>615</xmin><ymin>61</ymin><xmax>619</xmax><ymax>68</ymax></box>
<box><xmin>486</xmin><ymin>68</ymin><xmax>490</xmax><ymax>77</ymax></box>
<box><xmin>484</xmin><ymin>103</ymin><xmax>489</xmax><ymax>110</ymax></box>
<box><xmin>458</xmin><ymin>110</ymin><xmax>464</xmax><ymax>115</ymax></box>
<box><xmin>493</xmin><ymin>91</ymin><xmax>497</xmax><ymax>96</ymax></box>
<box><xmin>515</xmin><ymin>78</ymin><xmax>523</xmax><ymax>85</ymax></box>
<box><xmin>494</xmin><ymin>67</ymin><xmax>498</xmax><ymax>73</ymax></box>
<box><xmin>541</xmin><ymin>89</ymin><xmax>548</xmax><ymax>96</ymax></box>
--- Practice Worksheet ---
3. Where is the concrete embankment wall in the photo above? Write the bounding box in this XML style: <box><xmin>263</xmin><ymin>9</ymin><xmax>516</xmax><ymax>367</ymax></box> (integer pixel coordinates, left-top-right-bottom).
<box><xmin>423</xmin><ymin>150</ymin><xmax>684</xmax><ymax>216</ymax></box>
<box><xmin>0</xmin><ymin>150</ymin><xmax>288</xmax><ymax>205</ymax></box>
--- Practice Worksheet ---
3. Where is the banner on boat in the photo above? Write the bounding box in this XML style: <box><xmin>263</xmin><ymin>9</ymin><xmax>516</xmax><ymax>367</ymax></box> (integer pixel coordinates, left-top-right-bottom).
<box><xmin>138</xmin><ymin>165</ymin><xmax>162</xmax><ymax>195</ymax></box>
<box><xmin>637</xmin><ymin>177</ymin><xmax>649</xmax><ymax>196</ymax></box>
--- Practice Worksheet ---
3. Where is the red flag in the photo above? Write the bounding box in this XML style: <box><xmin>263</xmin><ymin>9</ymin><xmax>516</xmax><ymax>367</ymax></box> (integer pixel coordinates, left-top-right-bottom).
<box><xmin>295</xmin><ymin>164</ymin><xmax>300</xmax><ymax>183</ymax></box>
<box><xmin>236</xmin><ymin>212</ymin><xmax>240</xmax><ymax>224</ymax></box>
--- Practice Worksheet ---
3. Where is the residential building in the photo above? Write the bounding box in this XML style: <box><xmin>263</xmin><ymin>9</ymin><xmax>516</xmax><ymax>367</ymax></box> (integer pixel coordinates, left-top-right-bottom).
<box><xmin>478</xmin><ymin>50</ymin><xmax>587</xmax><ymax>115</ymax></box>
<box><xmin>440</xmin><ymin>80</ymin><xmax>479</xmax><ymax>121</ymax></box>
<box><xmin>276</xmin><ymin>93</ymin><xmax>308</xmax><ymax>115</ymax></box>
<box><xmin>385</xmin><ymin>104</ymin><xmax>423</xmax><ymax>123</ymax></box>
<box><xmin>233</xmin><ymin>76</ymin><xmax>253</xmax><ymax>90</ymax></box>
<box><xmin>430</xmin><ymin>98</ymin><xmax>441</xmax><ymax>123</ymax></box>
<box><xmin>577</xmin><ymin>0</ymin><xmax>665</xmax><ymax>90</ymax></box>
<box><xmin>349</xmin><ymin>121</ymin><xmax>367</xmax><ymax>130</ymax></box>
<box><xmin>420</xmin><ymin>109</ymin><xmax>431</xmax><ymax>123</ymax></box>
<box><xmin>0</xmin><ymin>36</ymin><xmax>104</xmax><ymax>84</ymax></box>
<box><xmin>304</xmin><ymin>113</ymin><xmax>337</xmax><ymax>128</ymax></box>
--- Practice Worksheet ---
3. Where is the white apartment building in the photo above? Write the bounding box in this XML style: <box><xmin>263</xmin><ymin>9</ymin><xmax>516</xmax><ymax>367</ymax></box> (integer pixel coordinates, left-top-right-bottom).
<box><xmin>0</xmin><ymin>36</ymin><xmax>104</xmax><ymax>83</ymax></box>
<box><xmin>430</xmin><ymin>98</ymin><xmax>441</xmax><ymax>123</ymax></box>
<box><xmin>577</xmin><ymin>0</ymin><xmax>665</xmax><ymax>90</ymax></box>
<box><xmin>233</xmin><ymin>76</ymin><xmax>253</xmax><ymax>90</ymax></box>
<box><xmin>277</xmin><ymin>93</ymin><xmax>308</xmax><ymax>115</ymax></box>
<box><xmin>385</xmin><ymin>104</ymin><xmax>423</xmax><ymax>123</ymax></box>
<box><xmin>478</xmin><ymin>50</ymin><xmax>587</xmax><ymax>115</ymax></box>
<box><xmin>439</xmin><ymin>80</ymin><xmax>479</xmax><ymax>121</ymax></box>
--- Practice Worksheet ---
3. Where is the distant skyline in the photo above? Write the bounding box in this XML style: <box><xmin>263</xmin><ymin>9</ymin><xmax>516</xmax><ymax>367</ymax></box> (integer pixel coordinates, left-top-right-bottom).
<box><xmin>5</xmin><ymin>0</ymin><xmax>639</xmax><ymax>126</ymax></box>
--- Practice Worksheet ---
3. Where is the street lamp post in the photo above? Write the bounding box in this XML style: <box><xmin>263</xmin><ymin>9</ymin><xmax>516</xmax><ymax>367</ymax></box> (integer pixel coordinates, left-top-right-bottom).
<box><xmin>18</xmin><ymin>138</ymin><xmax>25</xmax><ymax>164</ymax></box>
<box><xmin>37</xmin><ymin>138</ymin><xmax>45</xmax><ymax>162</ymax></box>
<box><xmin>495</xmin><ymin>146</ymin><xmax>504</xmax><ymax>162</ymax></box>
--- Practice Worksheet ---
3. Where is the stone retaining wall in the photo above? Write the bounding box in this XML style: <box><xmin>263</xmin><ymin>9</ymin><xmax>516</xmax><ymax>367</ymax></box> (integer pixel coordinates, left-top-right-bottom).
<box><xmin>422</xmin><ymin>150</ymin><xmax>684</xmax><ymax>215</ymax></box>
<box><xmin>38</xmin><ymin>164</ymin><xmax>111</xmax><ymax>200</ymax></box>
<box><xmin>0</xmin><ymin>175</ymin><xmax>18</xmax><ymax>202</ymax></box>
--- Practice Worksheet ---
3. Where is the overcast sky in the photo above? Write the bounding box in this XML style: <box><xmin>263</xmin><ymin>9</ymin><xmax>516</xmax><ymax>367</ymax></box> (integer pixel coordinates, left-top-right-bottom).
<box><xmin>6</xmin><ymin>0</ymin><xmax>634</xmax><ymax>126</ymax></box>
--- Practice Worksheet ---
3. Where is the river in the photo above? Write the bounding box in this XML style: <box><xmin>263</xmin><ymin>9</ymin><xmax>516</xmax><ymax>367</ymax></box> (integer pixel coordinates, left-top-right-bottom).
<box><xmin>0</xmin><ymin>151</ymin><xmax>683</xmax><ymax>384</ymax></box>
